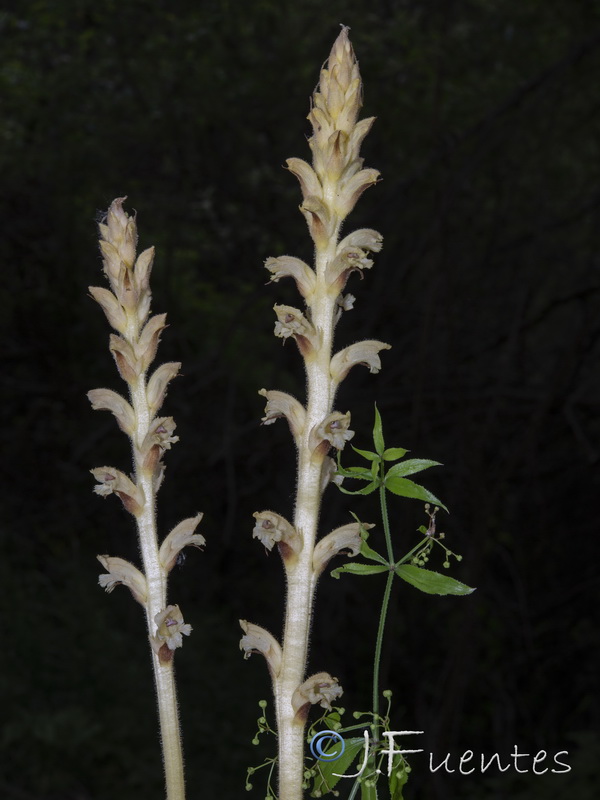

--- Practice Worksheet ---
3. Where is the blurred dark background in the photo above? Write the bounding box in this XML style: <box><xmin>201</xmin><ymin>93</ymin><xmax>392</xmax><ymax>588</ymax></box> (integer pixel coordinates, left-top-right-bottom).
<box><xmin>1</xmin><ymin>0</ymin><xmax>599</xmax><ymax>798</ymax></box>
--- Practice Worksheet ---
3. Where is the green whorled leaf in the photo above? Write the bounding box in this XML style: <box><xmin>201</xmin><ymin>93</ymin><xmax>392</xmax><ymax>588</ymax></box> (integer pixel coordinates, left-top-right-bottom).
<box><xmin>311</xmin><ymin>737</ymin><xmax>365</xmax><ymax>797</ymax></box>
<box><xmin>359</xmin><ymin>533</ymin><xmax>388</xmax><ymax>565</ymax></box>
<box><xmin>331</xmin><ymin>562</ymin><xmax>388</xmax><ymax>579</ymax></box>
<box><xmin>395</xmin><ymin>564</ymin><xmax>475</xmax><ymax>595</ymax></box>
<box><xmin>373</xmin><ymin>405</ymin><xmax>385</xmax><ymax>455</ymax></box>
<box><xmin>336</xmin><ymin>480</ymin><xmax>379</xmax><ymax>496</ymax></box>
<box><xmin>337</xmin><ymin>465</ymin><xmax>374</xmax><ymax>480</ymax></box>
<box><xmin>389</xmin><ymin>753</ymin><xmax>409</xmax><ymax>799</ymax></box>
<box><xmin>386</xmin><ymin>459</ymin><xmax>442</xmax><ymax>479</ymax></box>
<box><xmin>383</xmin><ymin>447</ymin><xmax>409</xmax><ymax>461</ymax></box>
<box><xmin>383</xmin><ymin>475</ymin><xmax>448</xmax><ymax>512</ymax></box>
<box><xmin>352</xmin><ymin>446</ymin><xmax>381</xmax><ymax>462</ymax></box>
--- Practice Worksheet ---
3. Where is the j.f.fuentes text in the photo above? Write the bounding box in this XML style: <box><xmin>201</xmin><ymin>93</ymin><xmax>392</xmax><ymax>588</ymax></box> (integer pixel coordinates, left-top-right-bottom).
<box><xmin>333</xmin><ymin>731</ymin><xmax>571</xmax><ymax>778</ymax></box>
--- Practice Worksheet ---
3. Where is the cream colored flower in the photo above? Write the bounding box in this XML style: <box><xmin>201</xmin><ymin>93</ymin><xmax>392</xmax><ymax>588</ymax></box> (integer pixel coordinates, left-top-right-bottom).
<box><xmin>313</xmin><ymin>521</ymin><xmax>373</xmax><ymax>577</ymax></box>
<box><xmin>152</xmin><ymin>605</ymin><xmax>192</xmax><ymax>652</ymax></box>
<box><xmin>311</xmin><ymin>411</ymin><xmax>354</xmax><ymax>453</ymax></box>
<box><xmin>292</xmin><ymin>672</ymin><xmax>343</xmax><ymax>717</ymax></box>
<box><xmin>330</xmin><ymin>340</ymin><xmax>391</xmax><ymax>387</ymax></box>
<box><xmin>90</xmin><ymin>466</ymin><xmax>144</xmax><ymax>516</ymax></box>
<box><xmin>259</xmin><ymin>389</ymin><xmax>306</xmax><ymax>439</ymax></box>
<box><xmin>239</xmin><ymin>620</ymin><xmax>282</xmax><ymax>678</ymax></box>
<box><xmin>97</xmin><ymin>554</ymin><xmax>148</xmax><ymax>605</ymax></box>
<box><xmin>159</xmin><ymin>514</ymin><xmax>205</xmax><ymax>572</ymax></box>
<box><xmin>252</xmin><ymin>510</ymin><xmax>301</xmax><ymax>558</ymax></box>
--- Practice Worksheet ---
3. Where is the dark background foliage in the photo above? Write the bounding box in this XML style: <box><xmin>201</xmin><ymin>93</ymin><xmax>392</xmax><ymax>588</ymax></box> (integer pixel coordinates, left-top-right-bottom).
<box><xmin>1</xmin><ymin>0</ymin><xmax>599</xmax><ymax>798</ymax></box>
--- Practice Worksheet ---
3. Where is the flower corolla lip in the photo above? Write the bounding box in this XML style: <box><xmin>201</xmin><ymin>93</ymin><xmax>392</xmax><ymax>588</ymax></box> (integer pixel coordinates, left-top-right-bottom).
<box><xmin>292</xmin><ymin>672</ymin><xmax>343</xmax><ymax>718</ymax></box>
<box><xmin>152</xmin><ymin>604</ymin><xmax>192</xmax><ymax>652</ymax></box>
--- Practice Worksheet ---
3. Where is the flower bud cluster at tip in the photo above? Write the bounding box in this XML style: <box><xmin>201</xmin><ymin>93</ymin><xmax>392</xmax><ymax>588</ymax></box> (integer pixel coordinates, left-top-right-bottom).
<box><xmin>286</xmin><ymin>26</ymin><xmax>380</xmax><ymax>238</ymax></box>
<box><xmin>89</xmin><ymin>199</ymin><xmax>181</xmax><ymax>505</ymax></box>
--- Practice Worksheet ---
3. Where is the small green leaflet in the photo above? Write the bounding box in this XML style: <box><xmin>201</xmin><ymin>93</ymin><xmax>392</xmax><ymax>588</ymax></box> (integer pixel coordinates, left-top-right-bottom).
<box><xmin>395</xmin><ymin>564</ymin><xmax>475</xmax><ymax>596</ymax></box>
<box><xmin>352</xmin><ymin>446</ymin><xmax>380</xmax><ymax>462</ymax></box>
<box><xmin>384</xmin><ymin>475</ymin><xmax>448</xmax><ymax>512</ymax></box>
<box><xmin>383</xmin><ymin>447</ymin><xmax>409</xmax><ymax>461</ymax></box>
<box><xmin>331</xmin><ymin>562</ymin><xmax>388</xmax><ymax>579</ymax></box>
<box><xmin>385</xmin><ymin>459</ymin><xmax>442</xmax><ymax>479</ymax></box>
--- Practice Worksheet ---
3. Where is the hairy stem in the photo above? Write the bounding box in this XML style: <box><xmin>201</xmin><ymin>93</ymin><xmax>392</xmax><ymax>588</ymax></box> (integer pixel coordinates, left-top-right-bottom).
<box><xmin>131</xmin><ymin>373</ymin><xmax>185</xmax><ymax>800</ymax></box>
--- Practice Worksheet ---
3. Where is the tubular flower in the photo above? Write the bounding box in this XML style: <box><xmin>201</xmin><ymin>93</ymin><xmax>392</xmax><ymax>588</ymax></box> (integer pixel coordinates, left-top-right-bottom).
<box><xmin>151</xmin><ymin>605</ymin><xmax>192</xmax><ymax>654</ymax></box>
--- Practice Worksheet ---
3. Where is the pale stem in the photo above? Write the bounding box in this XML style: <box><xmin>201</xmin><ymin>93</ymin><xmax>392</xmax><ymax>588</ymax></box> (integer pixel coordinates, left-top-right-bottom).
<box><xmin>276</xmin><ymin>232</ymin><xmax>340</xmax><ymax>800</ymax></box>
<box><xmin>129</xmin><ymin>351</ymin><xmax>185</xmax><ymax>800</ymax></box>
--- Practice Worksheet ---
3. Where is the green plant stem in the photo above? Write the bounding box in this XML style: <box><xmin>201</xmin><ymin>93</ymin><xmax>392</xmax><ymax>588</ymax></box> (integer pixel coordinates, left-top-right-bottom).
<box><xmin>372</xmin><ymin>477</ymin><xmax>394</xmax><ymax>742</ymax></box>
<box><xmin>372</xmin><ymin>569</ymin><xmax>394</xmax><ymax>743</ymax></box>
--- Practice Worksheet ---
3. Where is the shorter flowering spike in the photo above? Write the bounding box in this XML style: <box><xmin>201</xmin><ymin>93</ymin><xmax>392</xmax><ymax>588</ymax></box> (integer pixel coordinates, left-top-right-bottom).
<box><xmin>313</xmin><ymin>521</ymin><xmax>373</xmax><ymax>577</ymax></box>
<box><xmin>292</xmin><ymin>673</ymin><xmax>343</xmax><ymax>720</ymax></box>
<box><xmin>259</xmin><ymin>389</ymin><xmax>306</xmax><ymax>439</ymax></box>
<box><xmin>97</xmin><ymin>554</ymin><xmax>148</xmax><ymax>605</ymax></box>
<box><xmin>159</xmin><ymin>514</ymin><xmax>205</xmax><ymax>572</ymax></box>
<box><xmin>330</xmin><ymin>340</ymin><xmax>391</xmax><ymax>388</ymax></box>
<box><xmin>90</xmin><ymin>466</ymin><xmax>145</xmax><ymax>516</ymax></box>
<box><xmin>239</xmin><ymin>620</ymin><xmax>282</xmax><ymax>679</ymax></box>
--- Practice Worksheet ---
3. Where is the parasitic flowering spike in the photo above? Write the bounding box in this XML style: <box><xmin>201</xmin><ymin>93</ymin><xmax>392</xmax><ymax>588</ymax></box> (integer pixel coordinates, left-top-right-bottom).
<box><xmin>89</xmin><ymin>199</ymin><xmax>204</xmax><ymax>796</ymax></box>
<box><xmin>248</xmin><ymin>30</ymin><xmax>386</xmax><ymax>800</ymax></box>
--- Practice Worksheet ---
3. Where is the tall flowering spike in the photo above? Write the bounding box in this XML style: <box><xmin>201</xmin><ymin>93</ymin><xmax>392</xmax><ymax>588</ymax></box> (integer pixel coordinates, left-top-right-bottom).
<box><xmin>246</xmin><ymin>30</ymin><xmax>389</xmax><ymax>800</ymax></box>
<box><xmin>88</xmin><ymin>198</ymin><xmax>203</xmax><ymax>799</ymax></box>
